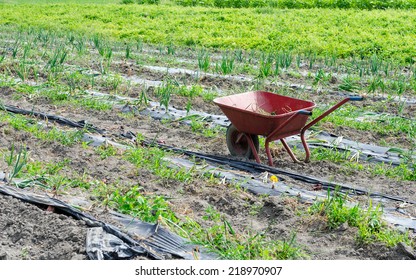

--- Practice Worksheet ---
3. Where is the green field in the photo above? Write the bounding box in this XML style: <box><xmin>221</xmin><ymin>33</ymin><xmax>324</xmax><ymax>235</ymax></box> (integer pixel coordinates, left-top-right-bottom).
<box><xmin>0</xmin><ymin>2</ymin><xmax>415</xmax><ymax>62</ymax></box>
<box><xmin>1</xmin><ymin>0</ymin><xmax>119</xmax><ymax>3</ymax></box>
<box><xmin>0</xmin><ymin>0</ymin><xmax>415</xmax><ymax>261</ymax></box>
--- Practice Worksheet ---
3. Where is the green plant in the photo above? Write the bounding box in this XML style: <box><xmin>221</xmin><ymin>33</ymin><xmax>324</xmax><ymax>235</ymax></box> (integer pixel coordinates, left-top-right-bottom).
<box><xmin>125</xmin><ymin>43</ymin><xmax>131</xmax><ymax>59</ymax></box>
<box><xmin>110</xmin><ymin>186</ymin><xmax>176</xmax><ymax>223</ymax></box>
<box><xmin>339</xmin><ymin>75</ymin><xmax>359</xmax><ymax>92</ymax></box>
<box><xmin>4</xmin><ymin>145</ymin><xmax>28</xmax><ymax>182</ymax></box>
<box><xmin>217</xmin><ymin>53</ymin><xmax>235</xmax><ymax>75</ymax></box>
<box><xmin>276</xmin><ymin>50</ymin><xmax>292</xmax><ymax>69</ymax></box>
<box><xmin>258</xmin><ymin>52</ymin><xmax>273</xmax><ymax>78</ymax></box>
<box><xmin>95</xmin><ymin>143</ymin><xmax>118</xmax><ymax>159</ymax></box>
<box><xmin>367</xmin><ymin>75</ymin><xmax>385</xmax><ymax>93</ymax></box>
<box><xmin>313</xmin><ymin>68</ymin><xmax>331</xmax><ymax>85</ymax></box>
<box><xmin>167</xmin><ymin>42</ymin><xmax>175</xmax><ymax>55</ymax></box>
<box><xmin>197</xmin><ymin>49</ymin><xmax>210</xmax><ymax>72</ymax></box>
<box><xmin>309</xmin><ymin>189</ymin><xmax>413</xmax><ymax>247</ymax></box>
<box><xmin>45</xmin><ymin>46</ymin><xmax>67</xmax><ymax>72</ymax></box>
<box><xmin>156</xmin><ymin>80</ymin><xmax>175</xmax><ymax>112</ymax></box>
<box><xmin>2</xmin><ymin>144</ymin><xmax>48</xmax><ymax>189</ymax></box>
<box><xmin>137</xmin><ymin>88</ymin><xmax>149</xmax><ymax>107</ymax></box>
<box><xmin>15</xmin><ymin>61</ymin><xmax>29</xmax><ymax>81</ymax></box>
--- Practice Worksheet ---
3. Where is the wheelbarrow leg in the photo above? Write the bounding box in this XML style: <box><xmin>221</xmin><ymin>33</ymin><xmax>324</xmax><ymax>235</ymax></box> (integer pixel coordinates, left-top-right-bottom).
<box><xmin>300</xmin><ymin>131</ymin><xmax>311</xmax><ymax>163</ymax></box>
<box><xmin>280</xmin><ymin>139</ymin><xmax>302</xmax><ymax>164</ymax></box>
<box><xmin>265</xmin><ymin>140</ymin><xmax>273</xmax><ymax>166</ymax></box>
<box><xmin>265</xmin><ymin>139</ymin><xmax>301</xmax><ymax>166</ymax></box>
<box><xmin>245</xmin><ymin>134</ymin><xmax>261</xmax><ymax>164</ymax></box>
<box><xmin>265</xmin><ymin>110</ymin><xmax>313</xmax><ymax>166</ymax></box>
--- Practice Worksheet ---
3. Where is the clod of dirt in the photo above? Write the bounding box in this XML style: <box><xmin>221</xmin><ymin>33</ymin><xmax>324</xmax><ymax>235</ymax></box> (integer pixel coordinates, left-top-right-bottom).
<box><xmin>259</xmin><ymin>196</ymin><xmax>290</xmax><ymax>220</ymax></box>
<box><xmin>0</xmin><ymin>194</ymin><xmax>88</xmax><ymax>260</ymax></box>
<box><xmin>397</xmin><ymin>242</ymin><xmax>416</xmax><ymax>260</ymax></box>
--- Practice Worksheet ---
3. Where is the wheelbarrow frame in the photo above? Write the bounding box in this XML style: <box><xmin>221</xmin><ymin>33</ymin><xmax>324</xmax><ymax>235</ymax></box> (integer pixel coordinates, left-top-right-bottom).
<box><xmin>214</xmin><ymin>91</ymin><xmax>363</xmax><ymax>166</ymax></box>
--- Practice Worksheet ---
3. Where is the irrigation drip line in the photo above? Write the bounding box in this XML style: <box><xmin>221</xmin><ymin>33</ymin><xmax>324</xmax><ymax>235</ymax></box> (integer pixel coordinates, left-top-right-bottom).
<box><xmin>141</xmin><ymin>140</ymin><xmax>416</xmax><ymax>206</ymax></box>
<box><xmin>1</xmin><ymin>104</ymin><xmax>105</xmax><ymax>134</ymax></box>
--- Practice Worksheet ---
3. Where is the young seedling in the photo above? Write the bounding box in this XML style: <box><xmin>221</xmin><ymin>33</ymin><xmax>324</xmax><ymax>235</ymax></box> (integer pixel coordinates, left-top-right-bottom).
<box><xmin>218</xmin><ymin>52</ymin><xmax>234</xmax><ymax>75</ymax></box>
<box><xmin>258</xmin><ymin>52</ymin><xmax>273</xmax><ymax>78</ymax></box>
<box><xmin>125</xmin><ymin>43</ymin><xmax>132</xmax><ymax>59</ymax></box>
<box><xmin>197</xmin><ymin>49</ymin><xmax>210</xmax><ymax>72</ymax></box>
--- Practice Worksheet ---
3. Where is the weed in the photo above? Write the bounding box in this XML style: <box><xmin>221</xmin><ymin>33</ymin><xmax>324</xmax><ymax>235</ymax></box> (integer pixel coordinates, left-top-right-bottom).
<box><xmin>125</xmin><ymin>146</ymin><xmax>193</xmax><ymax>183</ymax></box>
<box><xmin>309</xmin><ymin>189</ymin><xmax>412</xmax><ymax>247</ymax></box>
<box><xmin>95</xmin><ymin>143</ymin><xmax>118</xmax><ymax>159</ymax></box>
<box><xmin>110</xmin><ymin>186</ymin><xmax>177</xmax><ymax>223</ymax></box>
<box><xmin>177</xmin><ymin>207</ymin><xmax>307</xmax><ymax>260</ymax></box>
<box><xmin>339</xmin><ymin>76</ymin><xmax>360</xmax><ymax>92</ymax></box>
<box><xmin>66</xmin><ymin>71</ymin><xmax>82</xmax><ymax>92</ymax></box>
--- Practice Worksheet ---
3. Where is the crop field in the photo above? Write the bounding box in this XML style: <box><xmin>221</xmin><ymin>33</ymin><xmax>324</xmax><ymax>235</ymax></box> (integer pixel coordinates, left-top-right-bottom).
<box><xmin>0</xmin><ymin>1</ymin><xmax>415</xmax><ymax>261</ymax></box>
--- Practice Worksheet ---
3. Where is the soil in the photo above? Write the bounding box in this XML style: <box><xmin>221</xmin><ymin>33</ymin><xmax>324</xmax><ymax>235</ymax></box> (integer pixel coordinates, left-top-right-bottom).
<box><xmin>1</xmin><ymin>85</ymin><xmax>415</xmax><ymax>260</ymax></box>
<box><xmin>0</xmin><ymin>31</ymin><xmax>415</xmax><ymax>260</ymax></box>
<box><xmin>0</xmin><ymin>195</ymin><xmax>87</xmax><ymax>260</ymax></box>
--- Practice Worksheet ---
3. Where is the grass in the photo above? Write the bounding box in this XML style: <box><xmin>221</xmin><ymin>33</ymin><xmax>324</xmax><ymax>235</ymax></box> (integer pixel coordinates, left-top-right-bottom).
<box><xmin>94</xmin><ymin>181</ymin><xmax>307</xmax><ymax>259</ymax></box>
<box><xmin>125</xmin><ymin>145</ymin><xmax>195</xmax><ymax>183</ymax></box>
<box><xmin>310</xmin><ymin>147</ymin><xmax>416</xmax><ymax>181</ymax></box>
<box><xmin>312</xmin><ymin>105</ymin><xmax>416</xmax><ymax>140</ymax></box>
<box><xmin>172</xmin><ymin>0</ymin><xmax>416</xmax><ymax>9</ymax></box>
<box><xmin>0</xmin><ymin>110</ymin><xmax>85</xmax><ymax>146</ymax></box>
<box><xmin>309</xmin><ymin>189</ymin><xmax>413</xmax><ymax>247</ymax></box>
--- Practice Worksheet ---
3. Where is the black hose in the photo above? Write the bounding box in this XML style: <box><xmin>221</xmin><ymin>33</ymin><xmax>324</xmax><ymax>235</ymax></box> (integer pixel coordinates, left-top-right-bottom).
<box><xmin>143</xmin><ymin>140</ymin><xmax>416</xmax><ymax>205</ymax></box>
<box><xmin>2</xmin><ymin>104</ymin><xmax>105</xmax><ymax>134</ymax></box>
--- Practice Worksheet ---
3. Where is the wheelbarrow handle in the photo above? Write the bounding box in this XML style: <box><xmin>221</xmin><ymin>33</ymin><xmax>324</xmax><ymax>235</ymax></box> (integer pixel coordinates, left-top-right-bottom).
<box><xmin>302</xmin><ymin>96</ymin><xmax>364</xmax><ymax>132</ymax></box>
<box><xmin>349</xmin><ymin>96</ymin><xmax>364</xmax><ymax>101</ymax></box>
<box><xmin>298</xmin><ymin>110</ymin><xmax>313</xmax><ymax>116</ymax></box>
<box><xmin>299</xmin><ymin>95</ymin><xmax>363</xmax><ymax>163</ymax></box>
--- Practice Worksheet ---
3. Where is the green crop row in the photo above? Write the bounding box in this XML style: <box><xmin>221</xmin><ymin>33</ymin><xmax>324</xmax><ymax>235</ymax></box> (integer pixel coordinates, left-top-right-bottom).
<box><xmin>171</xmin><ymin>0</ymin><xmax>416</xmax><ymax>10</ymax></box>
<box><xmin>1</xmin><ymin>4</ymin><xmax>416</xmax><ymax>62</ymax></box>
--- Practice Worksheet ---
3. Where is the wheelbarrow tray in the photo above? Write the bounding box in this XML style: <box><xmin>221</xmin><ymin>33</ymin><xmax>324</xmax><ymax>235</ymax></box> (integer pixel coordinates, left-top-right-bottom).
<box><xmin>213</xmin><ymin>91</ymin><xmax>316</xmax><ymax>141</ymax></box>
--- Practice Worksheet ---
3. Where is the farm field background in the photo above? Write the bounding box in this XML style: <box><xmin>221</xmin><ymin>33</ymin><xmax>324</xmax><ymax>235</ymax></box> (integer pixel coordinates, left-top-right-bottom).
<box><xmin>0</xmin><ymin>0</ymin><xmax>415</xmax><ymax>261</ymax></box>
<box><xmin>1</xmin><ymin>2</ymin><xmax>416</xmax><ymax>61</ymax></box>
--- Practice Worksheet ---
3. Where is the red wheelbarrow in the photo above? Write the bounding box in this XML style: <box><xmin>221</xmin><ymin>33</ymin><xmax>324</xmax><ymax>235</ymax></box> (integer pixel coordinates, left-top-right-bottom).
<box><xmin>213</xmin><ymin>91</ymin><xmax>363</xmax><ymax>166</ymax></box>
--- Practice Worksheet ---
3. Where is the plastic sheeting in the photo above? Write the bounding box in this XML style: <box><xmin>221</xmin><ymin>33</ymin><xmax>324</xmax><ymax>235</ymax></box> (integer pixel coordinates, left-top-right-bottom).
<box><xmin>2</xmin><ymin>102</ymin><xmax>416</xmax><ymax>233</ymax></box>
<box><xmin>287</xmin><ymin>131</ymin><xmax>416</xmax><ymax>168</ymax></box>
<box><xmin>0</xmin><ymin>184</ymin><xmax>217</xmax><ymax>260</ymax></box>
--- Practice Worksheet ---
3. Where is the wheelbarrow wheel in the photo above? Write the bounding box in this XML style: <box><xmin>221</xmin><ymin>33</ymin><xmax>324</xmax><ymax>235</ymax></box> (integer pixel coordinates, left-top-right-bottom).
<box><xmin>226</xmin><ymin>124</ymin><xmax>259</xmax><ymax>159</ymax></box>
